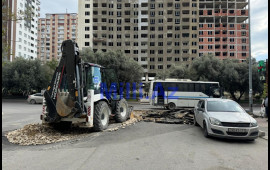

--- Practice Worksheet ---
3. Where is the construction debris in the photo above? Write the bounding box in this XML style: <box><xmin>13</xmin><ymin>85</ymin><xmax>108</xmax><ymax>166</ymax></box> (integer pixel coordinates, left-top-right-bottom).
<box><xmin>139</xmin><ymin>109</ymin><xmax>195</xmax><ymax>125</ymax></box>
<box><xmin>5</xmin><ymin>108</ymin><xmax>194</xmax><ymax>146</ymax></box>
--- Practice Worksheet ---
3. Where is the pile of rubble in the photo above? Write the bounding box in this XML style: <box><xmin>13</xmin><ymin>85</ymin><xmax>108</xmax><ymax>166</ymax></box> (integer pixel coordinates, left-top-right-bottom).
<box><xmin>5</xmin><ymin>112</ymin><xmax>143</xmax><ymax>146</ymax></box>
<box><xmin>138</xmin><ymin>109</ymin><xmax>195</xmax><ymax>125</ymax></box>
<box><xmin>5</xmin><ymin>123</ymin><xmax>92</xmax><ymax>146</ymax></box>
<box><xmin>5</xmin><ymin>109</ymin><xmax>194</xmax><ymax>146</ymax></box>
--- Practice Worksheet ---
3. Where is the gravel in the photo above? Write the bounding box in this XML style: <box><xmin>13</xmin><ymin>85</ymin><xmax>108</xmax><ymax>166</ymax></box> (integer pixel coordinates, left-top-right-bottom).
<box><xmin>5</xmin><ymin>109</ymin><xmax>193</xmax><ymax>146</ymax></box>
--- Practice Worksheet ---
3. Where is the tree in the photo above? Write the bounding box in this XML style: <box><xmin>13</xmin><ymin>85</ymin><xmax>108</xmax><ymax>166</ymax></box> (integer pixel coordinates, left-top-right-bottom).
<box><xmin>80</xmin><ymin>48</ymin><xmax>144</xmax><ymax>84</ymax></box>
<box><xmin>189</xmin><ymin>54</ymin><xmax>223</xmax><ymax>82</ymax></box>
<box><xmin>155</xmin><ymin>65</ymin><xmax>188</xmax><ymax>80</ymax></box>
<box><xmin>155</xmin><ymin>70</ymin><xmax>170</xmax><ymax>80</ymax></box>
<box><xmin>2</xmin><ymin>57</ymin><xmax>49</xmax><ymax>96</ymax></box>
<box><xmin>169</xmin><ymin>65</ymin><xmax>189</xmax><ymax>79</ymax></box>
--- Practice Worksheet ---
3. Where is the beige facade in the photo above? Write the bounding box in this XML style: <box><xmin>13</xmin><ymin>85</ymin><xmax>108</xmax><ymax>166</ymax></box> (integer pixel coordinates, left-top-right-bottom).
<box><xmin>37</xmin><ymin>13</ymin><xmax>77</xmax><ymax>62</ymax></box>
<box><xmin>77</xmin><ymin>0</ymin><xmax>249</xmax><ymax>79</ymax></box>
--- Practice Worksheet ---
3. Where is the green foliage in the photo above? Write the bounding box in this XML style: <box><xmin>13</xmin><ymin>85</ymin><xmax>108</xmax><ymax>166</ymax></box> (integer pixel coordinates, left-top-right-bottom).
<box><xmin>189</xmin><ymin>54</ymin><xmax>223</xmax><ymax>82</ymax></box>
<box><xmin>155</xmin><ymin>65</ymin><xmax>188</xmax><ymax>80</ymax></box>
<box><xmin>187</xmin><ymin>54</ymin><xmax>263</xmax><ymax>101</ymax></box>
<box><xmin>169</xmin><ymin>65</ymin><xmax>188</xmax><ymax>79</ymax></box>
<box><xmin>80</xmin><ymin>48</ymin><xmax>144</xmax><ymax>84</ymax></box>
<box><xmin>2</xmin><ymin>57</ymin><xmax>50</xmax><ymax>96</ymax></box>
<box><xmin>155</xmin><ymin>70</ymin><xmax>170</xmax><ymax>80</ymax></box>
<box><xmin>261</xmin><ymin>83</ymin><xmax>268</xmax><ymax>99</ymax></box>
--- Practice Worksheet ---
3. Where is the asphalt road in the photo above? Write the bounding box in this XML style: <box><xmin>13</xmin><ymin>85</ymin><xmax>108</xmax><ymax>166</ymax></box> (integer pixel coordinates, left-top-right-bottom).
<box><xmin>2</xmin><ymin>99</ymin><xmax>268</xmax><ymax>170</ymax></box>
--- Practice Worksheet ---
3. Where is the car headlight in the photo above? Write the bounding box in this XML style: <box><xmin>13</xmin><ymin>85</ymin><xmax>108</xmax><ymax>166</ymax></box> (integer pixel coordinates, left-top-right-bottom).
<box><xmin>250</xmin><ymin>122</ymin><xmax>258</xmax><ymax>127</ymax></box>
<box><xmin>209</xmin><ymin>117</ymin><xmax>222</xmax><ymax>126</ymax></box>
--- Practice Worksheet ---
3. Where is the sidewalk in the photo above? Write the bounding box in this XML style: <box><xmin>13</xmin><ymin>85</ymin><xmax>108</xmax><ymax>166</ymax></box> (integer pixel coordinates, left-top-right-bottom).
<box><xmin>255</xmin><ymin>117</ymin><xmax>268</xmax><ymax>140</ymax></box>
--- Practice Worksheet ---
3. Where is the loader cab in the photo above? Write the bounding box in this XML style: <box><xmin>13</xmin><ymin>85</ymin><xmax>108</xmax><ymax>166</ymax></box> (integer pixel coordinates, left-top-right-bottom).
<box><xmin>83</xmin><ymin>63</ymin><xmax>119</xmax><ymax>97</ymax></box>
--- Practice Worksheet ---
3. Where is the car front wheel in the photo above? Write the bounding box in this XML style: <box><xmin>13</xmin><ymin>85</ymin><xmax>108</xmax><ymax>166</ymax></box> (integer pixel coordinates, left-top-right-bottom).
<box><xmin>194</xmin><ymin>115</ymin><xmax>199</xmax><ymax>126</ymax></box>
<box><xmin>30</xmin><ymin>99</ymin><xmax>36</xmax><ymax>104</ymax></box>
<box><xmin>203</xmin><ymin>121</ymin><xmax>209</xmax><ymax>138</ymax></box>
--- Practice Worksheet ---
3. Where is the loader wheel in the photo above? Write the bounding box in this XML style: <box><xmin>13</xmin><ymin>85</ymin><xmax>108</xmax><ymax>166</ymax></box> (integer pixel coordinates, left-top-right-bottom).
<box><xmin>114</xmin><ymin>99</ymin><xmax>129</xmax><ymax>123</ymax></box>
<box><xmin>93</xmin><ymin>101</ymin><xmax>110</xmax><ymax>131</ymax></box>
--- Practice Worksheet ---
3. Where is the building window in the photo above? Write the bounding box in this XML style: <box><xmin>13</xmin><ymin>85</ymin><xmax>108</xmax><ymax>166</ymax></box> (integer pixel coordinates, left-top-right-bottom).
<box><xmin>85</xmin><ymin>42</ymin><xmax>89</xmax><ymax>46</ymax></box>
<box><xmin>85</xmin><ymin>4</ymin><xmax>90</xmax><ymax>8</ymax></box>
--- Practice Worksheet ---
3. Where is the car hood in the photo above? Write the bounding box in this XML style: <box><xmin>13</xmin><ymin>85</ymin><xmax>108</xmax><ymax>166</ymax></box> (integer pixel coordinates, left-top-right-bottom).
<box><xmin>208</xmin><ymin>111</ymin><xmax>253</xmax><ymax>123</ymax></box>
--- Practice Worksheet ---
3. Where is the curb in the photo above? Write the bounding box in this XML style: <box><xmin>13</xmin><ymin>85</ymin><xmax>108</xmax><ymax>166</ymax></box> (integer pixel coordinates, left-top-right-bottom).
<box><xmin>258</xmin><ymin>130</ymin><xmax>267</xmax><ymax>140</ymax></box>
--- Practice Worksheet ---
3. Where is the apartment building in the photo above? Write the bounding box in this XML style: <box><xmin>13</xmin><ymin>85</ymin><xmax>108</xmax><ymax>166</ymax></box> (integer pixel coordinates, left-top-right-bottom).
<box><xmin>37</xmin><ymin>13</ymin><xmax>77</xmax><ymax>62</ymax></box>
<box><xmin>198</xmin><ymin>0</ymin><xmax>249</xmax><ymax>61</ymax></box>
<box><xmin>77</xmin><ymin>0</ymin><xmax>250</xmax><ymax>80</ymax></box>
<box><xmin>2</xmin><ymin>0</ymin><xmax>40</xmax><ymax>61</ymax></box>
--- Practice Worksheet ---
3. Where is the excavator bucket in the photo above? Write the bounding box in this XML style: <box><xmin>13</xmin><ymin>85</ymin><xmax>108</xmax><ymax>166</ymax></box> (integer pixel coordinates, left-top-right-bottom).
<box><xmin>56</xmin><ymin>90</ymin><xmax>75</xmax><ymax>117</ymax></box>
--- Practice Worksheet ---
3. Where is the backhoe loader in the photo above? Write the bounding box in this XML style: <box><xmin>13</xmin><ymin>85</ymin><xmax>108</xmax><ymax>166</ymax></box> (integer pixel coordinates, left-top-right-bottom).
<box><xmin>41</xmin><ymin>40</ymin><xmax>131</xmax><ymax>131</ymax></box>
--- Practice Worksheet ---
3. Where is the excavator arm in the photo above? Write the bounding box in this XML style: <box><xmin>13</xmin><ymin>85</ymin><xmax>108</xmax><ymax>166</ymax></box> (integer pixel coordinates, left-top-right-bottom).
<box><xmin>43</xmin><ymin>40</ymin><xmax>83</xmax><ymax>123</ymax></box>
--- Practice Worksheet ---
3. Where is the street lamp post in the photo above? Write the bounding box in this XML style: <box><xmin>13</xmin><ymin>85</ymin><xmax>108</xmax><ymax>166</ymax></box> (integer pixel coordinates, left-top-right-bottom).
<box><xmin>248</xmin><ymin>0</ymin><xmax>253</xmax><ymax>115</ymax></box>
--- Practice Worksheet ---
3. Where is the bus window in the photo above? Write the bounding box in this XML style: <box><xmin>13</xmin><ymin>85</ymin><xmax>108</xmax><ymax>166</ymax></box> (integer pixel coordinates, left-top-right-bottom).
<box><xmin>188</xmin><ymin>83</ymin><xmax>195</xmax><ymax>91</ymax></box>
<box><xmin>182</xmin><ymin>83</ymin><xmax>188</xmax><ymax>91</ymax></box>
<box><xmin>195</xmin><ymin>84</ymin><xmax>200</xmax><ymax>92</ymax></box>
<box><xmin>200</xmin><ymin>84</ymin><xmax>206</xmax><ymax>93</ymax></box>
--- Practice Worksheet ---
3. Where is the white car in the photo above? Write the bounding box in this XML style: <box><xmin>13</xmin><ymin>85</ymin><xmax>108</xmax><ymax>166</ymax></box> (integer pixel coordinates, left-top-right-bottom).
<box><xmin>27</xmin><ymin>93</ymin><xmax>43</xmax><ymax>104</ymax></box>
<box><xmin>194</xmin><ymin>98</ymin><xmax>259</xmax><ymax>140</ymax></box>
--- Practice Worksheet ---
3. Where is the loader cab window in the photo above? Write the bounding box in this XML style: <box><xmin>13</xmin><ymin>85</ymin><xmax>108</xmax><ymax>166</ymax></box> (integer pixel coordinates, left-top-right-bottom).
<box><xmin>92</xmin><ymin>66</ymin><xmax>101</xmax><ymax>94</ymax></box>
<box><xmin>84</xmin><ymin>65</ymin><xmax>102</xmax><ymax>95</ymax></box>
<box><xmin>101</xmin><ymin>68</ymin><xmax>119</xmax><ymax>93</ymax></box>
<box><xmin>84</xmin><ymin>66</ymin><xmax>93</xmax><ymax>93</ymax></box>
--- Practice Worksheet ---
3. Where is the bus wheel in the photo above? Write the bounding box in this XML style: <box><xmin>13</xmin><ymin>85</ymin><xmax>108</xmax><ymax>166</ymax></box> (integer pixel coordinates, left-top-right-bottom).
<box><xmin>168</xmin><ymin>102</ymin><xmax>176</xmax><ymax>110</ymax></box>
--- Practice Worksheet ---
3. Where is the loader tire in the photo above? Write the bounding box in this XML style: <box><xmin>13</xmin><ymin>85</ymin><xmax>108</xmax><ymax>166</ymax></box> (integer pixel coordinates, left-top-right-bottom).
<box><xmin>93</xmin><ymin>101</ymin><xmax>110</xmax><ymax>131</ymax></box>
<box><xmin>114</xmin><ymin>99</ymin><xmax>129</xmax><ymax>123</ymax></box>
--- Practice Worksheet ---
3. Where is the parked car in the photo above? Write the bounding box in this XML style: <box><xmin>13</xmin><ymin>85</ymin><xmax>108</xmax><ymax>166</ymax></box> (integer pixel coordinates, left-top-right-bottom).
<box><xmin>27</xmin><ymin>93</ymin><xmax>43</xmax><ymax>104</ymax></box>
<box><xmin>194</xmin><ymin>98</ymin><xmax>259</xmax><ymax>140</ymax></box>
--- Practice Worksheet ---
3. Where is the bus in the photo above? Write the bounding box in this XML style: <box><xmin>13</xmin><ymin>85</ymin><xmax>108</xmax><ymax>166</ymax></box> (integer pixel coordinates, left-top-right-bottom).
<box><xmin>149</xmin><ymin>79</ymin><xmax>223</xmax><ymax>110</ymax></box>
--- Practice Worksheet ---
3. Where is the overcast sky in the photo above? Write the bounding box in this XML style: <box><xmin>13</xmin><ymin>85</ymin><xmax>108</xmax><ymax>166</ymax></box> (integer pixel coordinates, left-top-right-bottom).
<box><xmin>40</xmin><ymin>0</ymin><xmax>268</xmax><ymax>61</ymax></box>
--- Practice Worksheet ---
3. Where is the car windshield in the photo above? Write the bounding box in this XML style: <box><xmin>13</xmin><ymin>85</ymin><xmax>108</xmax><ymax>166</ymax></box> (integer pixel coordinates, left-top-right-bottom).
<box><xmin>207</xmin><ymin>100</ymin><xmax>244</xmax><ymax>112</ymax></box>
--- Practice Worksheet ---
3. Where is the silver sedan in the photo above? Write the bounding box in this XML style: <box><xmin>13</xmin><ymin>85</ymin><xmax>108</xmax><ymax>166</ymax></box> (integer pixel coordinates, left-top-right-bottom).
<box><xmin>194</xmin><ymin>98</ymin><xmax>259</xmax><ymax>140</ymax></box>
<box><xmin>27</xmin><ymin>93</ymin><xmax>43</xmax><ymax>104</ymax></box>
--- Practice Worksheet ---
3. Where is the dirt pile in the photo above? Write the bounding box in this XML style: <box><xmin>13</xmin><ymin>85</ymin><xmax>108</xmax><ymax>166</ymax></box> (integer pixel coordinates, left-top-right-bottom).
<box><xmin>5</xmin><ymin>109</ymin><xmax>194</xmax><ymax>146</ymax></box>
<box><xmin>5</xmin><ymin>112</ymin><xmax>143</xmax><ymax>146</ymax></box>
<box><xmin>5</xmin><ymin>123</ymin><xmax>92</xmax><ymax>146</ymax></box>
